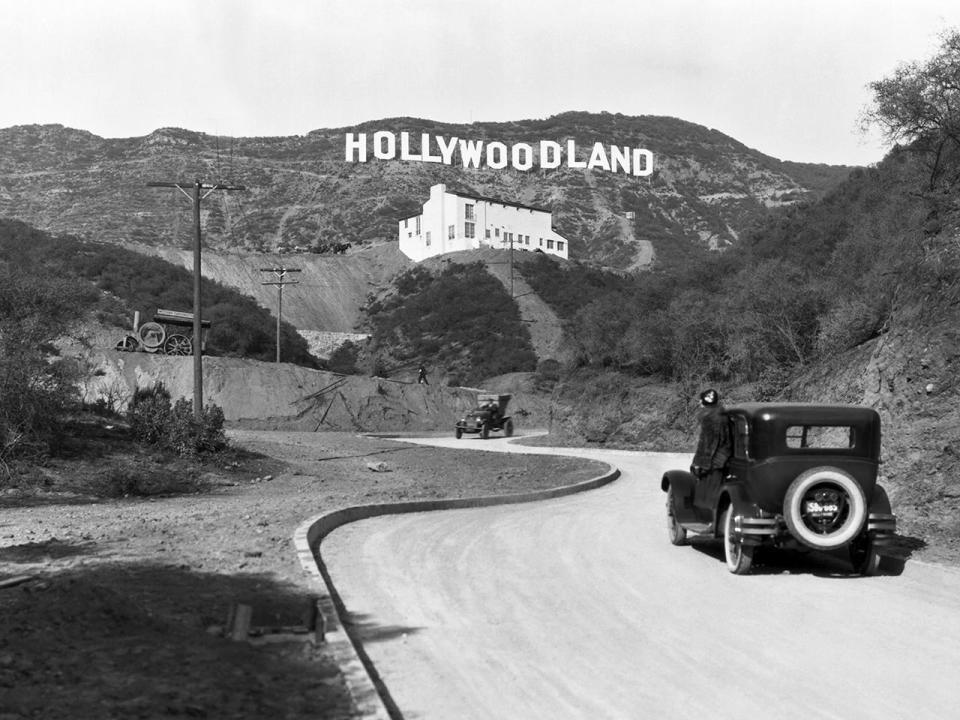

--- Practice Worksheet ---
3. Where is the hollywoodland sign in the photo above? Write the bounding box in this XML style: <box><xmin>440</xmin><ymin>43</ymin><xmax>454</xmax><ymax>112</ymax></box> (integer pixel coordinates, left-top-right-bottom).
<box><xmin>344</xmin><ymin>131</ymin><xmax>654</xmax><ymax>177</ymax></box>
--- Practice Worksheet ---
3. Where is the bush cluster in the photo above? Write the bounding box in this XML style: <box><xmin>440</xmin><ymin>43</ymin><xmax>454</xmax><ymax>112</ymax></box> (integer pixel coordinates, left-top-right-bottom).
<box><xmin>127</xmin><ymin>383</ymin><xmax>226</xmax><ymax>456</ymax></box>
<box><xmin>0</xmin><ymin>219</ymin><xmax>318</xmax><ymax>368</ymax></box>
<box><xmin>0</xmin><ymin>262</ymin><xmax>95</xmax><ymax>464</ymax></box>
<box><xmin>361</xmin><ymin>261</ymin><xmax>537</xmax><ymax>385</ymax></box>
<box><xmin>515</xmin><ymin>153</ymin><xmax>935</xmax><ymax>387</ymax></box>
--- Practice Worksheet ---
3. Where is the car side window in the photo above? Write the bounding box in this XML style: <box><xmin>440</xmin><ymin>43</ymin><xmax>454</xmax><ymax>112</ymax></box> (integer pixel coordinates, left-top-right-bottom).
<box><xmin>785</xmin><ymin>425</ymin><xmax>855</xmax><ymax>449</ymax></box>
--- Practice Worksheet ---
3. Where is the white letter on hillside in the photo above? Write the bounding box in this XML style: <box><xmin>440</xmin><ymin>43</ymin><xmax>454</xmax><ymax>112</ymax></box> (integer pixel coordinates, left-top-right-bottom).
<box><xmin>512</xmin><ymin>143</ymin><xmax>533</xmax><ymax>171</ymax></box>
<box><xmin>610</xmin><ymin>146</ymin><xmax>630</xmax><ymax>174</ymax></box>
<box><xmin>539</xmin><ymin>141</ymin><xmax>561</xmax><ymax>169</ymax></box>
<box><xmin>486</xmin><ymin>142</ymin><xmax>508</xmax><ymax>169</ymax></box>
<box><xmin>437</xmin><ymin>136</ymin><xmax>459</xmax><ymax>165</ymax></box>
<box><xmin>566</xmin><ymin>139</ymin><xmax>586</xmax><ymax>169</ymax></box>
<box><xmin>459</xmin><ymin>139</ymin><xmax>484</xmax><ymax>168</ymax></box>
<box><xmin>400</xmin><ymin>132</ymin><xmax>422</xmax><ymax>161</ymax></box>
<box><xmin>373</xmin><ymin>131</ymin><xmax>396</xmax><ymax>160</ymax></box>
<box><xmin>421</xmin><ymin>133</ymin><xmax>442</xmax><ymax>163</ymax></box>
<box><xmin>344</xmin><ymin>133</ymin><xmax>366</xmax><ymax>162</ymax></box>
<box><xmin>632</xmin><ymin>148</ymin><xmax>654</xmax><ymax>177</ymax></box>
<box><xmin>587</xmin><ymin>143</ymin><xmax>611</xmax><ymax>172</ymax></box>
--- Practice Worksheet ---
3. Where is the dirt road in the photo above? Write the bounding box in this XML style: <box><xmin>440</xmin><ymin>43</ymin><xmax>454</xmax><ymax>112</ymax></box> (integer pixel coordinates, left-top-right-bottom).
<box><xmin>320</xmin><ymin>434</ymin><xmax>960</xmax><ymax>719</ymax></box>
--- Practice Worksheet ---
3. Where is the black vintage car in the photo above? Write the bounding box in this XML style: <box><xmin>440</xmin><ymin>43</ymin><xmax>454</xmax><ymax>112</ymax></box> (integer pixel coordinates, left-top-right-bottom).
<box><xmin>455</xmin><ymin>393</ymin><xmax>514</xmax><ymax>439</ymax></box>
<box><xmin>661</xmin><ymin>403</ymin><xmax>896</xmax><ymax>575</ymax></box>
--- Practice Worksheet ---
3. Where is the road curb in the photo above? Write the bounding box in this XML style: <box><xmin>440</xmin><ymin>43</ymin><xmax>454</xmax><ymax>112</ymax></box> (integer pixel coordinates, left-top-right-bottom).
<box><xmin>293</xmin><ymin>458</ymin><xmax>621</xmax><ymax>720</ymax></box>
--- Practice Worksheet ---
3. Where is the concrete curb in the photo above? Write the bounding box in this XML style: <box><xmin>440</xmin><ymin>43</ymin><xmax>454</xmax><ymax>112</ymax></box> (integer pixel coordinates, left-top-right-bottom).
<box><xmin>293</xmin><ymin>454</ymin><xmax>621</xmax><ymax>720</ymax></box>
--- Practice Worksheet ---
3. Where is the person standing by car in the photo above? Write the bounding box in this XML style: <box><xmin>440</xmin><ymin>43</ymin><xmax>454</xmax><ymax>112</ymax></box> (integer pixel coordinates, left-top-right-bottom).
<box><xmin>691</xmin><ymin>388</ymin><xmax>732</xmax><ymax>507</ymax></box>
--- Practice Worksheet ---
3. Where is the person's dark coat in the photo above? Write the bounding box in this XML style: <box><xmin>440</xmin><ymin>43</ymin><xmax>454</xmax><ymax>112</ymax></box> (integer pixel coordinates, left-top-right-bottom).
<box><xmin>692</xmin><ymin>405</ymin><xmax>732</xmax><ymax>473</ymax></box>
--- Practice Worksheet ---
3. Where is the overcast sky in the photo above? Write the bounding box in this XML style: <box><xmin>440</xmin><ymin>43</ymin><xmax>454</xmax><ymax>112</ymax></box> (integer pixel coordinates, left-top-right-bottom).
<box><xmin>3</xmin><ymin>0</ymin><xmax>960</xmax><ymax>166</ymax></box>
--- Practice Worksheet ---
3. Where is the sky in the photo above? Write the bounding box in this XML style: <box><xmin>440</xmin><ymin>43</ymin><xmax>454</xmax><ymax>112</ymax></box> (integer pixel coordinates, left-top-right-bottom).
<box><xmin>3</xmin><ymin>0</ymin><xmax>960</xmax><ymax>166</ymax></box>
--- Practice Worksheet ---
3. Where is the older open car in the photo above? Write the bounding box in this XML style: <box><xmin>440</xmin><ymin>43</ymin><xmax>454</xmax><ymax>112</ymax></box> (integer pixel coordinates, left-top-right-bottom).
<box><xmin>455</xmin><ymin>393</ymin><xmax>514</xmax><ymax>439</ymax></box>
<box><xmin>661</xmin><ymin>403</ymin><xmax>896</xmax><ymax>575</ymax></box>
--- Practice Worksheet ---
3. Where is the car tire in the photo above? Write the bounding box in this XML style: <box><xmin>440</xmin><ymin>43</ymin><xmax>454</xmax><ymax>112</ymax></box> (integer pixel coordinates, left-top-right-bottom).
<box><xmin>481</xmin><ymin>422</ymin><xmax>489</xmax><ymax>440</ymax></box>
<box><xmin>849</xmin><ymin>533</ymin><xmax>882</xmax><ymax>576</ymax></box>
<box><xmin>666</xmin><ymin>487</ymin><xmax>687</xmax><ymax>546</ymax></box>
<box><xmin>783</xmin><ymin>467</ymin><xmax>867</xmax><ymax>550</ymax></box>
<box><xmin>455</xmin><ymin>427</ymin><xmax>462</xmax><ymax>439</ymax></box>
<box><xmin>504</xmin><ymin>419</ymin><xmax>514</xmax><ymax>437</ymax></box>
<box><xmin>723</xmin><ymin>506</ymin><xmax>753</xmax><ymax>575</ymax></box>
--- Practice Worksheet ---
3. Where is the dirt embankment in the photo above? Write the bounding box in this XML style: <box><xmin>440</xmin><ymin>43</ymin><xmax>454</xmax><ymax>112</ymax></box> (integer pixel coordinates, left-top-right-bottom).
<box><xmin>130</xmin><ymin>242</ymin><xmax>412</xmax><ymax>332</ymax></box>
<box><xmin>80</xmin><ymin>351</ymin><xmax>555</xmax><ymax>434</ymax></box>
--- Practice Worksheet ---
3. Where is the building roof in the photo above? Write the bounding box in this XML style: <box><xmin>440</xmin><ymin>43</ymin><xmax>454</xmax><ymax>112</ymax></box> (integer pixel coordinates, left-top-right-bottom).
<box><xmin>448</xmin><ymin>189</ymin><xmax>551</xmax><ymax>214</ymax></box>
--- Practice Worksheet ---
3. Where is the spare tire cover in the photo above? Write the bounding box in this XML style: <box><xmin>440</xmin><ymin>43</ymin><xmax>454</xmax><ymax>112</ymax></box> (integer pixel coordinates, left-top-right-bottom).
<box><xmin>783</xmin><ymin>466</ymin><xmax>867</xmax><ymax>549</ymax></box>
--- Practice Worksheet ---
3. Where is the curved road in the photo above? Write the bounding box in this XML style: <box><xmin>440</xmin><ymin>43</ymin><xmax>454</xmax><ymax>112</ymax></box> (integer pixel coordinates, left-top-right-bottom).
<box><xmin>320</xmin><ymin>434</ymin><xmax>960</xmax><ymax>719</ymax></box>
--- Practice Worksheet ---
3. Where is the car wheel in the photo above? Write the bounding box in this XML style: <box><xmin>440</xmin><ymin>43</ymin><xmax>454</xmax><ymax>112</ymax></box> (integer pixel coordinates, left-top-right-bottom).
<box><xmin>666</xmin><ymin>487</ymin><xmax>687</xmax><ymax>546</ymax></box>
<box><xmin>455</xmin><ymin>427</ymin><xmax>462</xmax><ymax>439</ymax></box>
<box><xmin>504</xmin><ymin>419</ymin><xmax>514</xmax><ymax>437</ymax></box>
<box><xmin>783</xmin><ymin>467</ymin><xmax>867</xmax><ymax>550</ymax></box>
<box><xmin>723</xmin><ymin>506</ymin><xmax>754</xmax><ymax>575</ymax></box>
<box><xmin>849</xmin><ymin>533</ymin><xmax>882</xmax><ymax>576</ymax></box>
<box><xmin>481</xmin><ymin>422</ymin><xmax>489</xmax><ymax>439</ymax></box>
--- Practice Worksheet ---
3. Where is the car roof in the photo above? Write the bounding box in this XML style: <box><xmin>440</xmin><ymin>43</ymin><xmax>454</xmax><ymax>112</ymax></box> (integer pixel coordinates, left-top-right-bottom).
<box><xmin>725</xmin><ymin>402</ymin><xmax>879</xmax><ymax>424</ymax></box>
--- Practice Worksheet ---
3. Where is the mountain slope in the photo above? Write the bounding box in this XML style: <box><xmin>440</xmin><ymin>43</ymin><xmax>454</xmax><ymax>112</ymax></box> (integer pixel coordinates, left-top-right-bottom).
<box><xmin>0</xmin><ymin>113</ymin><xmax>852</xmax><ymax>269</ymax></box>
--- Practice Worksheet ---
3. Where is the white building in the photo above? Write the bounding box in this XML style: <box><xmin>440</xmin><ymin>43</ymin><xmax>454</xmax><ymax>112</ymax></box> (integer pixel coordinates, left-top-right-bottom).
<box><xmin>398</xmin><ymin>184</ymin><xmax>570</xmax><ymax>262</ymax></box>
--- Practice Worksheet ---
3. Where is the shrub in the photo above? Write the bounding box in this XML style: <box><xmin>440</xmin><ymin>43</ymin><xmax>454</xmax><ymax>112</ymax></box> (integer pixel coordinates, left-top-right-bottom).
<box><xmin>128</xmin><ymin>383</ymin><xmax>173</xmax><ymax>445</ymax></box>
<box><xmin>327</xmin><ymin>340</ymin><xmax>360</xmax><ymax>374</ymax></box>
<box><xmin>127</xmin><ymin>383</ymin><xmax>226</xmax><ymax>456</ymax></box>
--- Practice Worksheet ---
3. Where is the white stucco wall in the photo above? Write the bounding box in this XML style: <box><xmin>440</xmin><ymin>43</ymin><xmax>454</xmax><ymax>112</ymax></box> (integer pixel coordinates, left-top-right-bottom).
<box><xmin>398</xmin><ymin>184</ymin><xmax>569</xmax><ymax>262</ymax></box>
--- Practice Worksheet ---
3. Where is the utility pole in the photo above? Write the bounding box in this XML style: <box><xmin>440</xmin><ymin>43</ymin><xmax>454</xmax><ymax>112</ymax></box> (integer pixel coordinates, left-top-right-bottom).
<box><xmin>509</xmin><ymin>230</ymin><xmax>515</xmax><ymax>298</ymax></box>
<box><xmin>260</xmin><ymin>266</ymin><xmax>301</xmax><ymax>363</ymax></box>
<box><xmin>147</xmin><ymin>179</ymin><xmax>245</xmax><ymax>418</ymax></box>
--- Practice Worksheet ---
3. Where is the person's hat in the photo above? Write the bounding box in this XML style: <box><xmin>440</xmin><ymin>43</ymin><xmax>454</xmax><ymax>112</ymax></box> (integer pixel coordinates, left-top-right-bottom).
<box><xmin>699</xmin><ymin>388</ymin><xmax>719</xmax><ymax>406</ymax></box>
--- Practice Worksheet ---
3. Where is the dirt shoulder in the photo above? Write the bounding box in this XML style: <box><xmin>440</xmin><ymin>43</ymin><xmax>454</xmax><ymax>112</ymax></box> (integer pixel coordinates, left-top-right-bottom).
<box><xmin>0</xmin><ymin>430</ymin><xmax>607</xmax><ymax>720</ymax></box>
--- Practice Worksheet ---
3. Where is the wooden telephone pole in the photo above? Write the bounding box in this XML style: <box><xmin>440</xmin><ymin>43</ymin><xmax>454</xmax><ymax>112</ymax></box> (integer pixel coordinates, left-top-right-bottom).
<box><xmin>260</xmin><ymin>266</ymin><xmax>301</xmax><ymax>363</ymax></box>
<box><xmin>146</xmin><ymin>179</ymin><xmax>245</xmax><ymax>418</ymax></box>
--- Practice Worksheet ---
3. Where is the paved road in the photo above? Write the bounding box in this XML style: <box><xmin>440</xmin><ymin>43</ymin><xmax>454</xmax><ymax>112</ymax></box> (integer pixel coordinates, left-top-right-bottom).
<box><xmin>320</xmin><ymin>434</ymin><xmax>960</xmax><ymax>719</ymax></box>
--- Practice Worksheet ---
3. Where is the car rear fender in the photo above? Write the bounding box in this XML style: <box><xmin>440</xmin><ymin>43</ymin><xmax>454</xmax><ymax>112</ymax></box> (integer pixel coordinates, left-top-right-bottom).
<box><xmin>866</xmin><ymin>483</ymin><xmax>897</xmax><ymax>544</ymax></box>
<box><xmin>714</xmin><ymin>485</ymin><xmax>768</xmax><ymax>540</ymax></box>
<box><xmin>662</xmin><ymin>469</ymin><xmax>697</xmax><ymax>524</ymax></box>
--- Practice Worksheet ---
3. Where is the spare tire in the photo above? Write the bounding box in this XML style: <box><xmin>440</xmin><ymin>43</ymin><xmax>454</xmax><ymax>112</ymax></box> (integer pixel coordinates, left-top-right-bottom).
<box><xmin>783</xmin><ymin>466</ymin><xmax>867</xmax><ymax>549</ymax></box>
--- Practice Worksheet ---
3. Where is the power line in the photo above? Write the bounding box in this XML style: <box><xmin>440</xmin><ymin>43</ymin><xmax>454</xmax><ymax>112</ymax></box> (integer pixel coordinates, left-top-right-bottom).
<box><xmin>260</xmin><ymin>266</ymin><xmax>301</xmax><ymax>363</ymax></box>
<box><xmin>146</xmin><ymin>179</ymin><xmax>245</xmax><ymax>418</ymax></box>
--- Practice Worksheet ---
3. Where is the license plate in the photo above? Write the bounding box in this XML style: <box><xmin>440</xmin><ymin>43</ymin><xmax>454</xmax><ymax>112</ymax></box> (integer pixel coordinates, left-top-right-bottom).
<box><xmin>806</xmin><ymin>501</ymin><xmax>839</xmax><ymax>516</ymax></box>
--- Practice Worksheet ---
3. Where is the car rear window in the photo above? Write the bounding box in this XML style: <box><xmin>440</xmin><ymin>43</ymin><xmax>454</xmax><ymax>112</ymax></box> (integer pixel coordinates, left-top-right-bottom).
<box><xmin>785</xmin><ymin>425</ymin><xmax>855</xmax><ymax>449</ymax></box>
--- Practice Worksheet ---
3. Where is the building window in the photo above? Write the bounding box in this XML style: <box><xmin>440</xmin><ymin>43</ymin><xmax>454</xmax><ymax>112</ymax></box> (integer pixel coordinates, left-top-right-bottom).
<box><xmin>465</xmin><ymin>203</ymin><xmax>475</xmax><ymax>221</ymax></box>
<box><xmin>485</xmin><ymin>229</ymin><xmax>491</xmax><ymax>239</ymax></box>
<box><xmin>448</xmin><ymin>225</ymin><xmax>455</xmax><ymax>240</ymax></box>
<box><xmin>525</xmin><ymin>235</ymin><xmax>530</xmax><ymax>245</ymax></box>
<box><xmin>547</xmin><ymin>239</ymin><xmax>554</xmax><ymax>249</ymax></box>
<box><xmin>539</xmin><ymin>237</ymin><xmax>543</xmax><ymax>246</ymax></box>
<box><xmin>415</xmin><ymin>216</ymin><xmax>421</xmax><ymax>234</ymax></box>
<box><xmin>557</xmin><ymin>241</ymin><xmax>564</xmax><ymax>252</ymax></box>
<box><xmin>495</xmin><ymin>228</ymin><xmax>500</xmax><ymax>237</ymax></box>
<box><xmin>426</xmin><ymin>231</ymin><xmax>431</xmax><ymax>246</ymax></box>
<box><xmin>403</xmin><ymin>219</ymin><xmax>408</xmax><ymax>228</ymax></box>
<box><xmin>465</xmin><ymin>222</ymin><xmax>475</xmax><ymax>238</ymax></box>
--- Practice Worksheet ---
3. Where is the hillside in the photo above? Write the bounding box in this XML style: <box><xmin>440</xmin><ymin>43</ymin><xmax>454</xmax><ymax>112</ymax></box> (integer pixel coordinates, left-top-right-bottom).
<box><xmin>131</xmin><ymin>241</ymin><xmax>412</xmax><ymax>332</ymax></box>
<box><xmin>0</xmin><ymin>113</ymin><xmax>852</xmax><ymax>269</ymax></box>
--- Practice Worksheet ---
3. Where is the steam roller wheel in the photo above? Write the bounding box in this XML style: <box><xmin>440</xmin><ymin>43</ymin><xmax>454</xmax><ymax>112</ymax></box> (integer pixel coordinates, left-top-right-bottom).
<box><xmin>163</xmin><ymin>334</ymin><xmax>193</xmax><ymax>356</ymax></box>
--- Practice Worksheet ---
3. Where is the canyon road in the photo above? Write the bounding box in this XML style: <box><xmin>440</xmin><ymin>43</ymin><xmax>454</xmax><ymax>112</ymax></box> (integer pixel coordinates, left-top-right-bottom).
<box><xmin>319</xmin><ymin>434</ymin><xmax>960</xmax><ymax>719</ymax></box>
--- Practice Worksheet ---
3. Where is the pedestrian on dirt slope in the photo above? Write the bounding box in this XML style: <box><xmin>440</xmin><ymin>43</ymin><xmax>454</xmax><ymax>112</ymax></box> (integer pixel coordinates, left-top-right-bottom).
<box><xmin>418</xmin><ymin>365</ymin><xmax>429</xmax><ymax>385</ymax></box>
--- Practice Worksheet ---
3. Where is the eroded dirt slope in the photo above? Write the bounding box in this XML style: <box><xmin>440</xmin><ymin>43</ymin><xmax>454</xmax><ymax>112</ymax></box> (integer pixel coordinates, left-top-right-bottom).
<box><xmin>131</xmin><ymin>242</ymin><xmax>412</xmax><ymax>332</ymax></box>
